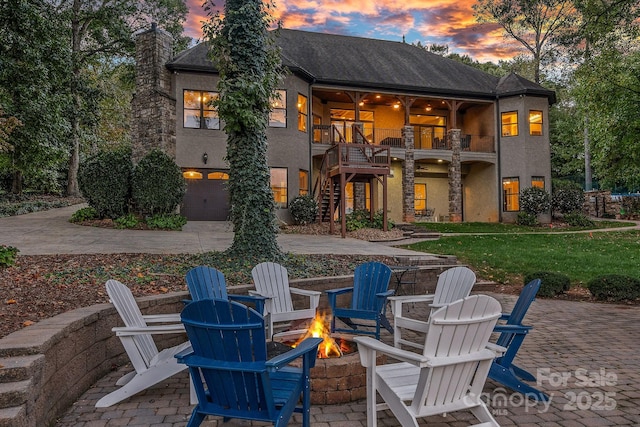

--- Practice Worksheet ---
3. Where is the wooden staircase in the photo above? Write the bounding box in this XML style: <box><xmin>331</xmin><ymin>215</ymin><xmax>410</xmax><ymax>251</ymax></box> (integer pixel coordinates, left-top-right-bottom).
<box><xmin>312</xmin><ymin>125</ymin><xmax>391</xmax><ymax>237</ymax></box>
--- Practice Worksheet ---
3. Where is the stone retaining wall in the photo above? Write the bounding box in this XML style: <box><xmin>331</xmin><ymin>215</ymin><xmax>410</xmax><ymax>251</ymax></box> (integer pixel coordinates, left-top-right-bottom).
<box><xmin>0</xmin><ymin>292</ymin><xmax>186</xmax><ymax>427</ymax></box>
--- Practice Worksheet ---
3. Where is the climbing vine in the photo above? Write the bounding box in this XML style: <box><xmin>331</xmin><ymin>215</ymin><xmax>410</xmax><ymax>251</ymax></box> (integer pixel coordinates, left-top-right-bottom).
<box><xmin>202</xmin><ymin>0</ymin><xmax>285</xmax><ymax>260</ymax></box>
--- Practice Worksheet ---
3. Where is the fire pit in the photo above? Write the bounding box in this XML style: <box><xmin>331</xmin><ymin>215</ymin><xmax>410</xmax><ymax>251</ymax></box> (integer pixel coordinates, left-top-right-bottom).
<box><xmin>270</xmin><ymin>313</ymin><xmax>385</xmax><ymax>404</ymax></box>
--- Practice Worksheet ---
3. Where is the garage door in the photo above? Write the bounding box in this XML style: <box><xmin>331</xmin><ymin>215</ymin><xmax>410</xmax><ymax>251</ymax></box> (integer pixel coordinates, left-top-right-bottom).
<box><xmin>182</xmin><ymin>170</ymin><xmax>230</xmax><ymax>221</ymax></box>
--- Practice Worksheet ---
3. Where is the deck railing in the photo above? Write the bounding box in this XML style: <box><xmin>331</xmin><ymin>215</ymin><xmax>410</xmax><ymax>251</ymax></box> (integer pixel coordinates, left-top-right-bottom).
<box><xmin>313</xmin><ymin>125</ymin><xmax>495</xmax><ymax>153</ymax></box>
<box><xmin>325</xmin><ymin>143</ymin><xmax>390</xmax><ymax>170</ymax></box>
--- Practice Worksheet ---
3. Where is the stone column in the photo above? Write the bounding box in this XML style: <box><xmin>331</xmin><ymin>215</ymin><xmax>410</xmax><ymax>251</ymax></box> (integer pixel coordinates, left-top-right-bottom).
<box><xmin>448</xmin><ymin>129</ymin><xmax>462</xmax><ymax>222</ymax></box>
<box><xmin>402</xmin><ymin>126</ymin><xmax>415</xmax><ymax>223</ymax></box>
<box><xmin>131</xmin><ymin>23</ymin><xmax>177</xmax><ymax>163</ymax></box>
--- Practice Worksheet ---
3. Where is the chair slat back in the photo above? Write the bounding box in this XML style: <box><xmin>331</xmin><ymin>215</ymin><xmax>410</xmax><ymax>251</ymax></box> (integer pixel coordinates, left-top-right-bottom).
<box><xmin>185</xmin><ymin>266</ymin><xmax>228</xmax><ymax>301</ymax></box>
<box><xmin>181</xmin><ymin>299</ymin><xmax>271</xmax><ymax>417</ymax></box>
<box><xmin>252</xmin><ymin>262</ymin><xmax>294</xmax><ymax>314</ymax></box>
<box><xmin>432</xmin><ymin>266</ymin><xmax>476</xmax><ymax>307</ymax></box>
<box><xmin>495</xmin><ymin>278</ymin><xmax>541</xmax><ymax>348</ymax></box>
<box><xmin>106</xmin><ymin>280</ymin><xmax>158</xmax><ymax>366</ymax></box>
<box><xmin>417</xmin><ymin>295</ymin><xmax>501</xmax><ymax>406</ymax></box>
<box><xmin>352</xmin><ymin>261</ymin><xmax>392</xmax><ymax>311</ymax></box>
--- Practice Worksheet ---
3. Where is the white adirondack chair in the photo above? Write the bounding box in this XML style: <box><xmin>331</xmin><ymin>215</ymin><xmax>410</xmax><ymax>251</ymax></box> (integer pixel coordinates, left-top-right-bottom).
<box><xmin>355</xmin><ymin>295</ymin><xmax>503</xmax><ymax>427</ymax></box>
<box><xmin>390</xmin><ymin>266</ymin><xmax>476</xmax><ymax>350</ymax></box>
<box><xmin>96</xmin><ymin>279</ymin><xmax>191</xmax><ymax>408</ymax></box>
<box><xmin>250</xmin><ymin>262</ymin><xmax>321</xmax><ymax>339</ymax></box>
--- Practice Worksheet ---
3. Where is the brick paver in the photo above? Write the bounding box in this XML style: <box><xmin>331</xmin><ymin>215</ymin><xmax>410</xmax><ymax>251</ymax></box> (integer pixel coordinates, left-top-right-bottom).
<box><xmin>56</xmin><ymin>292</ymin><xmax>640</xmax><ymax>426</ymax></box>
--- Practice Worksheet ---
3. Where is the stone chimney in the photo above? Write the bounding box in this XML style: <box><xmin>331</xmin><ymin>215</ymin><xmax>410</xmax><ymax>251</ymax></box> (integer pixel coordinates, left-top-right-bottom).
<box><xmin>131</xmin><ymin>23</ymin><xmax>176</xmax><ymax>163</ymax></box>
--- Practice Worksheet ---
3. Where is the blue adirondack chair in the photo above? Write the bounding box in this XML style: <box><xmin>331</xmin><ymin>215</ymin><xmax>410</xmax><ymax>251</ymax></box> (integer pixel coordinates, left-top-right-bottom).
<box><xmin>177</xmin><ymin>299</ymin><xmax>322</xmax><ymax>427</ymax></box>
<box><xmin>185</xmin><ymin>266</ymin><xmax>265</xmax><ymax>313</ymax></box>
<box><xmin>489</xmin><ymin>278</ymin><xmax>549</xmax><ymax>401</ymax></box>
<box><xmin>326</xmin><ymin>261</ymin><xmax>394</xmax><ymax>340</ymax></box>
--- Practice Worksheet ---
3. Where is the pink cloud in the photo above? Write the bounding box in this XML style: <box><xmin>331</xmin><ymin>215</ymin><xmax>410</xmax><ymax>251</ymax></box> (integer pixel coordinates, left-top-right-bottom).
<box><xmin>184</xmin><ymin>0</ymin><xmax>521</xmax><ymax>61</ymax></box>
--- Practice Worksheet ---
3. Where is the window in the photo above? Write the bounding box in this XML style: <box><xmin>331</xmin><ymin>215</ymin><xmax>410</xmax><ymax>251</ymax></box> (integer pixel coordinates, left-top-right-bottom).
<box><xmin>297</xmin><ymin>94</ymin><xmax>307</xmax><ymax>132</ymax></box>
<box><xmin>298</xmin><ymin>170</ymin><xmax>309</xmax><ymax>195</ymax></box>
<box><xmin>269</xmin><ymin>90</ymin><xmax>286</xmax><ymax>128</ymax></box>
<box><xmin>532</xmin><ymin>176</ymin><xmax>545</xmax><ymax>189</ymax></box>
<box><xmin>503</xmin><ymin>177</ymin><xmax>520</xmax><ymax>211</ymax></box>
<box><xmin>330</xmin><ymin>109</ymin><xmax>374</xmax><ymax>142</ymax></box>
<box><xmin>529</xmin><ymin>110</ymin><xmax>543</xmax><ymax>136</ymax></box>
<box><xmin>410</xmin><ymin>114</ymin><xmax>447</xmax><ymax>149</ymax></box>
<box><xmin>183</xmin><ymin>170</ymin><xmax>203</xmax><ymax>180</ymax></box>
<box><xmin>414</xmin><ymin>183</ymin><xmax>427</xmax><ymax>213</ymax></box>
<box><xmin>208</xmin><ymin>172</ymin><xmax>229</xmax><ymax>180</ymax></box>
<box><xmin>183</xmin><ymin>90</ymin><xmax>219</xmax><ymax>129</ymax></box>
<box><xmin>501</xmin><ymin>111</ymin><xmax>518</xmax><ymax>137</ymax></box>
<box><xmin>270</xmin><ymin>167</ymin><xmax>288</xmax><ymax>208</ymax></box>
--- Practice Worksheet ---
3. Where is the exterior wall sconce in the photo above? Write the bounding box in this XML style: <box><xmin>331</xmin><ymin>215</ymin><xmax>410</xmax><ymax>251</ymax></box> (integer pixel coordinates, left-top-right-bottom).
<box><xmin>202</xmin><ymin>152</ymin><xmax>208</xmax><ymax>164</ymax></box>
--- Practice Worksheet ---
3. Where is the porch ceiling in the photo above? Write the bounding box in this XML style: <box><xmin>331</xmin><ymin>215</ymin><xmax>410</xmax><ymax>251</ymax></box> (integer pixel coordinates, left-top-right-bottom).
<box><xmin>311</xmin><ymin>89</ymin><xmax>484</xmax><ymax>112</ymax></box>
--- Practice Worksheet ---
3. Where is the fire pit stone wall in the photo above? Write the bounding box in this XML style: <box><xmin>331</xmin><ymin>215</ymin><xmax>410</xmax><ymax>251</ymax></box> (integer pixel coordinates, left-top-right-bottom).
<box><xmin>308</xmin><ymin>351</ymin><xmax>386</xmax><ymax>404</ymax></box>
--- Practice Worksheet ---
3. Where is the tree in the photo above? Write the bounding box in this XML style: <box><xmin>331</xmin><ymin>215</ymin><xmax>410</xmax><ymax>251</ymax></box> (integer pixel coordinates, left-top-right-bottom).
<box><xmin>203</xmin><ymin>0</ymin><xmax>285</xmax><ymax>260</ymax></box>
<box><xmin>558</xmin><ymin>0</ymin><xmax>640</xmax><ymax>190</ymax></box>
<box><xmin>0</xmin><ymin>109</ymin><xmax>22</xmax><ymax>154</ymax></box>
<box><xmin>49</xmin><ymin>0</ymin><xmax>189</xmax><ymax>196</ymax></box>
<box><xmin>473</xmin><ymin>0</ymin><xmax>577</xmax><ymax>83</ymax></box>
<box><xmin>0</xmin><ymin>0</ymin><xmax>70</xmax><ymax>194</ymax></box>
<box><xmin>572</xmin><ymin>39</ymin><xmax>640</xmax><ymax>191</ymax></box>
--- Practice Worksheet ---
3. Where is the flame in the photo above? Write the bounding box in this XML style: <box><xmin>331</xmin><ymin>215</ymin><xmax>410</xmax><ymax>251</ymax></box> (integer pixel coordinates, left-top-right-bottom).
<box><xmin>294</xmin><ymin>312</ymin><xmax>343</xmax><ymax>359</ymax></box>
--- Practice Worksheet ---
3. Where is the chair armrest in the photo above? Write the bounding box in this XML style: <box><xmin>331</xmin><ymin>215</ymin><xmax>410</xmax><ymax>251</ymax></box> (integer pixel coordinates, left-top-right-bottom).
<box><xmin>248</xmin><ymin>290</ymin><xmax>271</xmax><ymax>298</ymax></box>
<box><xmin>493</xmin><ymin>324</ymin><xmax>532</xmax><ymax>334</ymax></box>
<box><xmin>174</xmin><ymin>347</ymin><xmax>194</xmax><ymax>362</ymax></box>
<box><xmin>388</xmin><ymin>294</ymin><xmax>435</xmax><ymax>303</ymax></box>
<box><xmin>376</xmin><ymin>290</ymin><xmax>395</xmax><ymax>299</ymax></box>
<box><xmin>113</xmin><ymin>323</ymin><xmax>185</xmax><ymax>336</ymax></box>
<box><xmin>266</xmin><ymin>337</ymin><xmax>323</xmax><ymax>369</ymax></box>
<box><xmin>354</xmin><ymin>336</ymin><xmax>429</xmax><ymax>367</ymax></box>
<box><xmin>142</xmin><ymin>313</ymin><xmax>181</xmax><ymax>323</ymax></box>
<box><xmin>229</xmin><ymin>294</ymin><xmax>267</xmax><ymax>314</ymax></box>
<box><xmin>485</xmin><ymin>342</ymin><xmax>507</xmax><ymax>356</ymax></box>
<box><xmin>289</xmin><ymin>287</ymin><xmax>322</xmax><ymax>297</ymax></box>
<box><xmin>389</xmin><ymin>294</ymin><xmax>435</xmax><ymax>316</ymax></box>
<box><xmin>325</xmin><ymin>287</ymin><xmax>354</xmax><ymax>296</ymax></box>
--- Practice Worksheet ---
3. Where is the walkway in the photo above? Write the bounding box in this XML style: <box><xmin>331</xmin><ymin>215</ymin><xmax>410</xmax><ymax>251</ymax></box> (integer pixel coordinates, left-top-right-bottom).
<box><xmin>0</xmin><ymin>205</ymin><xmax>425</xmax><ymax>257</ymax></box>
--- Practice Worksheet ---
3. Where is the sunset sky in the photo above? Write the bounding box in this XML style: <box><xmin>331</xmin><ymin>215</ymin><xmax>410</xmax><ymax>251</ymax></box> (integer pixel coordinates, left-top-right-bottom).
<box><xmin>183</xmin><ymin>0</ymin><xmax>523</xmax><ymax>63</ymax></box>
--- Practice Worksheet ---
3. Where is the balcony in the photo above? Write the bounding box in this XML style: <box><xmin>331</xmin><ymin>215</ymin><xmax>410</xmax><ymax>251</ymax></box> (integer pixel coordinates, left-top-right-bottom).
<box><xmin>325</xmin><ymin>143</ymin><xmax>390</xmax><ymax>177</ymax></box>
<box><xmin>313</xmin><ymin>125</ymin><xmax>495</xmax><ymax>153</ymax></box>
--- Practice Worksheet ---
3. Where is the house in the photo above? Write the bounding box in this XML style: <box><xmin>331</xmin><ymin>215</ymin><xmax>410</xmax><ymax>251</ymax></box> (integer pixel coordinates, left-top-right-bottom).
<box><xmin>131</xmin><ymin>25</ymin><xmax>556</xmax><ymax>228</ymax></box>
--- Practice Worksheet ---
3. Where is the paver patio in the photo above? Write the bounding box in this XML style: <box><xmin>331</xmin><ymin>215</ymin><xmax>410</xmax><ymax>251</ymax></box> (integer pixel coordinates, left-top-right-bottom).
<box><xmin>56</xmin><ymin>291</ymin><xmax>640</xmax><ymax>426</ymax></box>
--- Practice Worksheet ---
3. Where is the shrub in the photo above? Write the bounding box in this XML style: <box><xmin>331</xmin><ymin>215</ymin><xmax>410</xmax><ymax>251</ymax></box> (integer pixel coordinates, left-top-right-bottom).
<box><xmin>516</xmin><ymin>211</ymin><xmax>538</xmax><ymax>226</ymax></box>
<box><xmin>114</xmin><ymin>213</ymin><xmax>139</xmax><ymax>229</ymax></box>
<box><xmin>524</xmin><ymin>271</ymin><xmax>571</xmax><ymax>297</ymax></box>
<box><xmin>562</xmin><ymin>212</ymin><xmax>595</xmax><ymax>227</ymax></box>
<box><xmin>587</xmin><ymin>275</ymin><xmax>640</xmax><ymax>302</ymax></box>
<box><xmin>132</xmin><ymin>150</ymin><xmax>185</xmax><ymax>216</ymax></box>
<box><xmin>346</xmin><ymin>209</ymin><xmax>371</xmax><ymax>231</ymax></box>
<box><xmin>371</xmin><ymin>210</ymin><xmax>394</xmax><ymax>230</ymax></box>
<box><xmin>346</xmin><ymin>209</ymin><xmax>394</xmax><ymax>231</ymax></box>
<box><xmin>78</xmin><ymin>148</ymin><xmax>132</xmax><ymax>219</ymax></box>
<box><xmin>289</xmin><ymin>194</ymin><xmax>318</xmax><ymax>225</ymax></box>
<box><xmin>0</xmin><ymin>245</ymin><xmax>19</xmax><ymax>268</ymax></box>
<box><xmin>70</xmin><ymin>206</ymin><xmax>98</xmax><ymax>223</ymax></box>
<box><xmin>552</xmin><ymin>188</ymin><xmax>584</xmax><ymax>216</ymax></box>
<box><xmin>519</xmin><ymin>187</ymin><xmax>551</xmax><ymax>216</ymax></box>
<box><xmin>146</xmin><ymin>213</ymin><xmax>187</xmax><ymax>230</ymax></box>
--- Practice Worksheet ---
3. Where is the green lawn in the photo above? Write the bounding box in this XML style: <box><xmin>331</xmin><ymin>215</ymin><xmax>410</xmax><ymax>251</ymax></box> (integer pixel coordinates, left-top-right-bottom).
<box><xmin>414</xmin><ymin>220</ymin><xmax>631</xmax><ymax>234</ymax></box>
<box><xmin>405</xmin><ymin>230</ymin><xmax>640</xmax><ymax>287</ymax></box>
